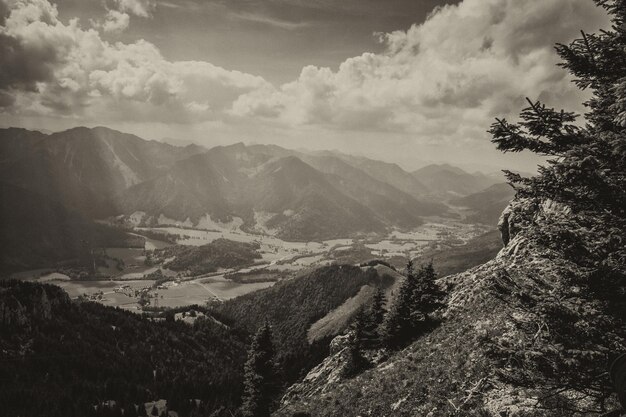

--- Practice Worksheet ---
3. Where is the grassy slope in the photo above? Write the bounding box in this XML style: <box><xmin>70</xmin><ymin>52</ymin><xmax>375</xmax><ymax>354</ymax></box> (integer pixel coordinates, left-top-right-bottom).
<box><xmin>213</xmin><ymin>265</ymin><xmax>395</xmax><ymax>382</ymax></box>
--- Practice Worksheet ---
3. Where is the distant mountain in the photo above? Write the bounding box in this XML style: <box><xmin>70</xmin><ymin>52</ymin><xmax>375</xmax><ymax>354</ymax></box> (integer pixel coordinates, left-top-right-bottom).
<box><xmin>450</xmin><ymin>182</ymin><xmax>515</xmax><ymax>225</ymax></box>
<box><xmin>120</xmin><ymin>150</ymin><xmax>234</xmax><ymax>224</ymax></box>
<box><xmin>246</xmin><ymin>155</ymin><xmax>387</xmax><ymax>240</ymax></box>
<box><xmin>412</xmin><ymin>163</ymin><xmax>501</xmax><ymax>198</ymax></box>
<box><xmin>321</xmin><ymin>152</ymin><xmax>431</xmax><ymax>197</ymax></box>
<box><xmin>0</xmin><ymin>126</ymin><xmax>206</xmax><ymax>218</ymax></box>
<box><xmin>121</xmin><ymin>142</ymin><xmax>451</xmax><ymax>240</ymax></box>
<box><xmin>295</xmin><ymin>153</ymin><xmax>445</xmax><ymax>228</ymax></box>
<box><xmin>0</xmin><ymin>126</ymin><xmax>483</xmax><ymax>246</ymax></box>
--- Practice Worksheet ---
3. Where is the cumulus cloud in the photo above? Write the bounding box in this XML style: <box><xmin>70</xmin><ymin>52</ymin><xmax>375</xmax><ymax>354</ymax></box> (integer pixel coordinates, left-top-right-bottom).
<box><xmin>232</xmin><ymin>0</ymin><xmax>609</xmax><ymax>143</ymax></box>
<box><xmin>91</xmin><ymin>0</ymin><xmax>153</xmax><ymax>33</ymax></box>
<box><xmin>99</xmin><ymin>9</ymin><xmax>130</xmax><ymax>33</ymax></box>
<box><xmin>0</xmin><ymin>0</ymin><xmax>269</xmax><ymax>122</ymax></box>
<box><xmin>111</xmin><ymin>0</ymin><xmax>154</xmax><ymax>18</ymax></box>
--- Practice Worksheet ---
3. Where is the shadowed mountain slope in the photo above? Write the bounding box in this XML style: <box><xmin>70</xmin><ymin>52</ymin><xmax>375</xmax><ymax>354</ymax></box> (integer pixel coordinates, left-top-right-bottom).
<box><xmin>412</xmin><ymin>163</ymin><xmax>500</xmax><ymax>198</ymax></box>
<box><xmin>0</xmin><ymin>182</ymin><xmax>136</xmax><ymax>273</ymax></box>
<box><xmin>450</xmin><ymin>182</ymin><xmax>515</xmax><ymax>225</ymax></box>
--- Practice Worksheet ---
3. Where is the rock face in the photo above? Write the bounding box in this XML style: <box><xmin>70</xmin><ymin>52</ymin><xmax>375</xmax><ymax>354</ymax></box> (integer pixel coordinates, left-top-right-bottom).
<box><xmin>276</xmin><ymin>196</ymin><xmax>626</xmax><ymax>417</ymax></box>
<box><xmin>281</xmin><ymin>334</ymin><xmax>353</xmax><ymax>407</ymax></box>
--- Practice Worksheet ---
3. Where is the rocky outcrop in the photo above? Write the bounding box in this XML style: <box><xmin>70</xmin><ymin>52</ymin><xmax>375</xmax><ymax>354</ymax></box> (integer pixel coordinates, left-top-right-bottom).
<box><xmin>276</xmin><ymin>196</ymin><xmax>626</xmax><ymax>417</ymax></box>
<box><xmin>281</xmin><ymin>334</ymin><xmax>353</xmax><ymax>407</ymax></box>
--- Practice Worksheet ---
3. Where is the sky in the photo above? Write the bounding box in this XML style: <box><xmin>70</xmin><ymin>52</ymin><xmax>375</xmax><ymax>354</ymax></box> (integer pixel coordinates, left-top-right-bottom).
<box><xmin>0</xmin><ymin>0</ymin><xmax>611</xmax><ymax>172</ymax></box>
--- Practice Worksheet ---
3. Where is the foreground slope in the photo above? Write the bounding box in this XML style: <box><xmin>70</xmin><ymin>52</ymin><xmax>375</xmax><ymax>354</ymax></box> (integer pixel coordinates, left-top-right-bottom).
<box><xmin>277</xmin><ymin>197</ymin><xmax>626</xmax><ymax>416</ymax></box>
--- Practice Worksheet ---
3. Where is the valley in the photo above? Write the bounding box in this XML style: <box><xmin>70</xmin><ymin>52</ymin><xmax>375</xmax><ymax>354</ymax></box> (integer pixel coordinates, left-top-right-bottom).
<box><xmin>0</xmin><ymin>126</ymin><xmax>505</xmax><ymax>313</ymax></box>
<box><xmin>9</xmin><ymin>214</ymin><xmax>491</xmax><ymax>310</ymax></box>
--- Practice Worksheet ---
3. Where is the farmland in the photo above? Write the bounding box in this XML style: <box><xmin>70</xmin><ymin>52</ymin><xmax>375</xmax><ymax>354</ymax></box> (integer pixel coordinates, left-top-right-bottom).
<box><xmin>7</xmin><ymin>216</ymin><xmax>491</xmax><ymax>311</ymax></box>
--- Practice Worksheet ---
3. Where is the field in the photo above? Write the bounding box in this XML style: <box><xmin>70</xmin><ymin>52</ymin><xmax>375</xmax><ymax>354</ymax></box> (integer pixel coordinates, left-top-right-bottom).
<box><xmin>7</xmin><ymin>217</ymin><xmax>492</xmax><ymax>310</ymax></box>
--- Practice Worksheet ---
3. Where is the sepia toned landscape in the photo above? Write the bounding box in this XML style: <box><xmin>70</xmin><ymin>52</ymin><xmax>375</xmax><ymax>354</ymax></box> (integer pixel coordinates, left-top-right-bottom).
<box><xmin>0</xmin><ymin>0</ymin><xmax>625</xmax><ymax>416</ymax></box>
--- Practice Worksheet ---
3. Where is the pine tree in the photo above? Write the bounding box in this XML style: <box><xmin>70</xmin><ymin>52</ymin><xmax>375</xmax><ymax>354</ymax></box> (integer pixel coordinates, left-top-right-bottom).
<box><xmin>382</xmin><ymin>260</ymin><xmax>418</xmax><ymax>347</ymax></box>
<box><xmin>488</xmin><ymin>1</ymin><xmax>626</xmax><ymax>218</ymax></box>
<box><xmin>342</xmin><ymin>307</ymin><xmax>370</xmax><ymax>377</ymax></box>
<box><xmin>365</xmin><ymin>287</ymin><xmax>386</xmax><ymax>348</ymax></box>
<box><xmin>240</xmin><ymin>321</ymin><xmax>278</xmax><ymax>417</ymax></box>
<box><xmin>124</xmin><ymin>403</ymin><xmax>138</xmax><ymax>417</ymax></box>
<box><xmin>383</xmin><ymin>261</ymin><xmax>444</xmax><ymax>348</ymax></box>
<box><xmin>369</xmin><ymin>287</ymin><xmax>386</xmax><ymax>328</ymax></box>
<box><xmin>488</xmin><ymin>1</ymin><xmax>626</xmax><ymax>410</ymax></box>
<box><xmin>410</xmin><ymin>262</ymin><xmax>444</xmax><ymax>329</ymax></box>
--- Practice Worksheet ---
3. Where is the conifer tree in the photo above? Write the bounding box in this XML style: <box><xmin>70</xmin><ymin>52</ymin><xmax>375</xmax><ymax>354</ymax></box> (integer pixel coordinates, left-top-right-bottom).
<box><xmin>488</xmin><ymin>1</ymin><xmax>626</xmax><ymax>410</ymax></box>
<box><xmin>410</xmin><ymin>262</ymin><xmax>444</xmax><ymax>328</ymax></box>
<box><xmin>342</xmin><ymin>307</ymin><xmax>369</xmax><ymax>377</ymax></box>
<box><xmin>240</xmin><ymin>321</ymin><xmax>278</xmax><ymax>417</ymax></box>
<box><xmin>383</xmin><ymin>261</ymin><xmax>444</xmax><ymax>348</ymax></box>
<box><xmin>488</xmin><ymin>1</ymin><xmax>626</xmax><ymax>218</ymax></box>
<box><xmin>382</xmin><ymin>260</ymin><xmax>418</xmax><ymax>347</ymax></box>
<box><xmin>369</xmin><ymin>287</ymin><xmax>386</xmax><ymax>328</ymax></box>
<box><xmin>365</xmin><ymin>287</ymin><xmax>386</xmax><ymax>348</ymax></box>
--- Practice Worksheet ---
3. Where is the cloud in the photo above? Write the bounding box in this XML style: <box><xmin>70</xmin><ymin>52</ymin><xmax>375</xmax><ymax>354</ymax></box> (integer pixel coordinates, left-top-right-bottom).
<box><xmin>99</xmin><ymin>9</ymin><xmax>130</xmax><ymax>33</ymax></box>
<box><xmin>0</xmin><ymin>0</ymin><xmax>269</xmax><ymax>122</ymax></box>
<box><xmin>232</xmin><ymin>0</ymin><xmax>609</xmax><ymax>143</ymax></box>
<box><xmin>231</xmin><ymin>11</ymin><xmax>310</xmax><ymax>30</ymax></box>
<box><xmin>111</xmin><ymin>0</ymin><xmax>154</xmax><ymax>18</ymax></box>
<box><xmin>92</xmin><ymin>0</ymin><xmax>154</xmax><ymax>33</ymax></box>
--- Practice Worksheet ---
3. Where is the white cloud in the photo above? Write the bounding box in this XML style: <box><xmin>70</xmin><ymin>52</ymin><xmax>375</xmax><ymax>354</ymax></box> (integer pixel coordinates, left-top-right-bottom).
<box><xmin>232</xmin><ymin>0</ymin><xmax>609</xmax><ymax>144</ymax></box>
<box><xmin>0</xmin><ymin>0</ymin><xmax>612</xmax><ymax>153</ymax></box>
<box><xmin>0</xmin><ymin>0</ymin><xmax>270</xmax><ymax>122</ymax></box>
<box><xmin>113</xmin><ymin>0</ymin><xmax>154</xmax><ymax>18</ymax></box>
<box><xmin>99</xmin><ymin>10</ymin><xmax>130</xmax><ymax>33</ymax></box>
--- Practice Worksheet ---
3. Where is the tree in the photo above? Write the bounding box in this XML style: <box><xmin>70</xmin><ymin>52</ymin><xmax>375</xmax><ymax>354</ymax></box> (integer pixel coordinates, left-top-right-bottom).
<box><xmin>488</xmin><ymin>3</ymin><xmax>626</xmax><ymax>218</ymax></box>
<box><xmin>410</xmin><ymin>262</ymin><xmax>443</xmax><ymax>327</ymax></box>
<box><xmin>365</xmin><ymin>287</ymin><xmax>386</xmax><ymax>348</ymax></box>
<box><xmin>383</xmin><ymin>261</ymin><xmax>444</xmax><ymax>348</ymax></box>
<box><xmin>488</xmin><ymin>1</ymin><xmax>626</xmax><ymax>411</ymax></box>
<box><xmin>369</xmin><ymin>288</ymin><xmax>386</xmax><ymax>328</ymax></box>
<box><xmin>240</xmin><ymin>321</ymin><xmax>278</xmax><ymax>417</ymax></box>
<box><xmin>382</xmin><ymin>260</ymin><xmax>418</xmax><ymax>347</ymax></box>
<box><xmin>342</xmin><ymin>307</ymin><xmax>370</xmax><ymax>377</ymax></box>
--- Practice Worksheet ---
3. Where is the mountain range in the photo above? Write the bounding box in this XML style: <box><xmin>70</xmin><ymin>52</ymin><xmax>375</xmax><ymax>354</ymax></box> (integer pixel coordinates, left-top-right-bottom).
<box><xmin>0</xmin><ymin>126</ymin><xmax>509</xmax><ymax>271</ymax></box>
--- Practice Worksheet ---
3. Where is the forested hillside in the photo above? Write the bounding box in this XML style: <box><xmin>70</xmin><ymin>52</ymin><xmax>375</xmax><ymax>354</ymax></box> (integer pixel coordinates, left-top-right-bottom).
<box><xmin>214</xmin><ymin>265</ymin><xmax>395</xmax><ymax>383</ymax></box>
<box><xmin>0</xmin><ymin>280</ymin><xmax>248</xmax><ymax>417</ymax></box>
